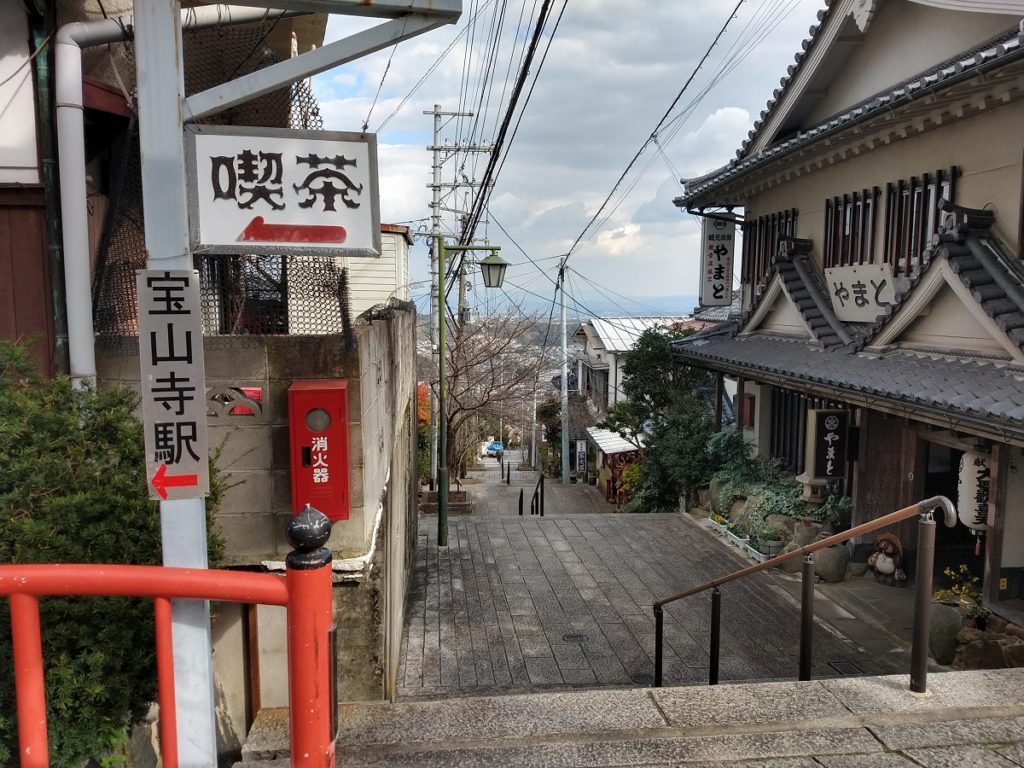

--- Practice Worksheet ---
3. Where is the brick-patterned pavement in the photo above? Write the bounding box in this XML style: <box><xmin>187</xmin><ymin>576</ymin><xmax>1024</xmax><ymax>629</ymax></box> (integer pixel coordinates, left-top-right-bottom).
<box><xmin>400</xmin><ymin>459</ymin><xmax>907</xmax><ymax>699</ymax></box>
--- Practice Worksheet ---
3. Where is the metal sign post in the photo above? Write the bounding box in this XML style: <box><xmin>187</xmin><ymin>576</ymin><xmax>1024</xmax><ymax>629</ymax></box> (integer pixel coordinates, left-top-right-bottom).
<box><xmin>130</xmin><ymin>2</ymin><xmax>461</xmax><ymax>762</ymax></box>
<box><xmin>133</xmin><ymin>1</ymin><xmax>217</xmax><ymax>763</ymax></box>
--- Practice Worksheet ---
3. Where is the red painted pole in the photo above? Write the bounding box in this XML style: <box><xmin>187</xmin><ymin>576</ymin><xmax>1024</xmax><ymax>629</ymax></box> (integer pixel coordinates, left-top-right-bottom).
<box><xmin>10</xmin><ymin>593</ymin><xmax>48</xmax><ymax>768</ymax></box>
<box><xmin>154</xmin><ymin>597</ymin><xmax>179</xmax><ymax>768</ymax></box>
<box><xmin>286</xmin><ymin>505</ymin><xmax>336</xmax><ymax>768</ymax></box>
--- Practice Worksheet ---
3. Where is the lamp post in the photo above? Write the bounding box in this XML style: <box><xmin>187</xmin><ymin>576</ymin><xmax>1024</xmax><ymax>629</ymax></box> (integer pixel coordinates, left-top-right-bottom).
<box><xmin>436</xmin><ymin>237</ymin><xmax>504</xmax><ymax>546</ymax></box>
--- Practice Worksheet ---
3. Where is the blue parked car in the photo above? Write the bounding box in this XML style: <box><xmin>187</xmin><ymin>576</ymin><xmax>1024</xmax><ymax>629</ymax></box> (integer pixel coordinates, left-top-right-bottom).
<box><xmin>484</xmin><ymin>441</ymin><xmax>504</xmax><ymax>457</ymax></box>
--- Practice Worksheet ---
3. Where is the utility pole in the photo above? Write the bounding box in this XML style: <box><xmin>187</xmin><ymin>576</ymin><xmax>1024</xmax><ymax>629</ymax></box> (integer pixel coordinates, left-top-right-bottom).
<box><xmin>424</xmin><ymin>105</ymin><xmax>489</xmax><ymax>491</ymax></box>
<box><xmin>560</xmin><ymin>266</ymin><xmax>570</xmax><ymax>486</ymax></box>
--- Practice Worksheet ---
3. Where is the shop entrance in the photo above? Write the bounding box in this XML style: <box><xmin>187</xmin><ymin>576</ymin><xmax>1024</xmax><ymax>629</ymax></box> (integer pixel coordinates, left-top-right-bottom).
<box><xmin>923</xmin><ymin>442</ymin><xmax>985</xmax><ymax>591</ymax></box>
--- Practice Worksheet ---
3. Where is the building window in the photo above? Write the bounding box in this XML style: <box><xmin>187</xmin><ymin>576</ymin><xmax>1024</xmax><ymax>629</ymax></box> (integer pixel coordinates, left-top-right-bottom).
<box><xmin>882</xmin><ymin>166</ymin><xmax>958</xmax><ymax>276</ymax></box>
<box><xmin>823</xmin><ymin>188</ymin><xmax>880</xmax><ymax>268</ymax></box>
<box><xmin>741</xmin><ymin>209</ymin><xmax>799</xmax><ymax>289</ymax></box>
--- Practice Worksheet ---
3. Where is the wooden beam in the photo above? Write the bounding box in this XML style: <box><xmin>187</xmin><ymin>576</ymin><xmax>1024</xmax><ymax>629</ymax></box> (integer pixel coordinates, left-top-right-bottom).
<box><xmin>984</xmin><ymin>443</ymin><xmax>1008</xmax><ymax>605</ymax></box>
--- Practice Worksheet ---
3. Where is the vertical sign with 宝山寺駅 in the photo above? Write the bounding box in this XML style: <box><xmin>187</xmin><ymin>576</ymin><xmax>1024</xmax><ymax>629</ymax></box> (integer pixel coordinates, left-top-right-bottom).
<box><xmin>137</xmin><ymin>270</ymin><xmax>210</xmax><ymax>501</ymax></box>
<box><xmin>576</xmin><ymin>439</ymin><xmax>586</xmax><ymax>474</ymax></box>
<box><xmin>185</xmin><ymin>125</ymin><xmax>381</xmax><ymax>258</ymax></box>
<box><xmin>699</xmin><ymin>215</ymin><xmax>735</xmax><ymax>307</ymax></box>
<box><xmin>805</xmin><ymin>409</ymin><xmax>849</xmax><ymax>482</ymax></box>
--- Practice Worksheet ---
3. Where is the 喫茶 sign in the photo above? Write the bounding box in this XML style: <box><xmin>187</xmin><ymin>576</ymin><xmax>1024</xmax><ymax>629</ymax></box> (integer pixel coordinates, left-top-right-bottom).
<box><xmin>186</xmin><ymin>125</ymin><xmax>381</xmax><ymax>257</ymax></box>
<box><xmin>699</xmin><ymin>215</ymin><xmax>735</xmax><ymax>307</ymax></box>
<box><xmin>137</xmin><ymin>270</ymin><xmax>210</xmax><ymax>501</ymax></box>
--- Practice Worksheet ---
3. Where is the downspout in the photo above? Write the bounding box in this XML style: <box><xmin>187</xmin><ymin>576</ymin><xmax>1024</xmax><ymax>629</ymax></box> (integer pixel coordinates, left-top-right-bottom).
<box><xmin>28</xmin><ymin>5</ymin><xmax>69</xmax><ymax>375</ymax></box>
<box><xmin>55</xmin><ymin>5</ymin><xmax>303</xmax><ymax>388</ymax></box>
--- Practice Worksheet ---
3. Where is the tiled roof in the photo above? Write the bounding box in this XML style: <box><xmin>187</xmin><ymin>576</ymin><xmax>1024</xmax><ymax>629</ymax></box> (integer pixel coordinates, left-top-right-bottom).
<box><xmin>671</xmin><ymin>331</ymin><xmax>1024</xmax><ymax>436</ymax></box>
<box><xmin>585</xmin><ymin>426</ymin><xmax>643</xmax><ymax>456</ymax></box>
<box><xmin>581</xmin><ymin>317</ymin><xmax>709</xmax><ymax>354</ymax></box>
<box><xmin>772</xmin><ymin>237</ymin><xmax>855</xmax><ymax>349</ymax></box>
<box><xmin>671</xmin><ymin>217</ymin><xmax>1024</xmax><ymax>438</ymax></box>
<box><xmin>692</xmin><ymin>296</ymin><xmax>742</xmax><ymax>323</ymax></box>
<box><xmin>677</xmin><ymin>28</ymin><xmax>1024</xmax><ymax>207</ymax></box>
<box><xmin>940</xmin><ymin>210</ymin><xmax>1024</xmax><ymax>352</ymax></box>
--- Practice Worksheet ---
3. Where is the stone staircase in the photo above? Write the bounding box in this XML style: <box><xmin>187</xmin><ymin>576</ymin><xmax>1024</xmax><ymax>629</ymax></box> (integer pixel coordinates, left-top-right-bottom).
<box><xmin>236</xmin><ymin>668</ymin><xmax>1024</xmax><ymax>767</ymax></box>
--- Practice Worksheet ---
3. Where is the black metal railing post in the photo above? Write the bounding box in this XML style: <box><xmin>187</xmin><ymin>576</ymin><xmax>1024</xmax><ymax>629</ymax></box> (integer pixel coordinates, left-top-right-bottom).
<box><xmin>799</xmin><ymin>553</ymin><xmax>814</xmax><ymax>681</ymax></box>
<box><xmin>518</xmin><ymin>488</ymin><xmax>523</xmax><ymax>516</ymax></box>
<box><xmin>540</xmin><ymin>475</ymin><xmax>545</xmax><ymax>517</ymax></box>
<box><xmin>654</xmin><ymin>604</ymin><xmax>664</xmax><ymax>687</ymax></box>
<box><xmin>507</xmin><ymin>462</ymin><xmax>511</xmax><ymax>485</ymax></box>
<box><xmin>709</xmin><ymin>587</ymin><xmax>721</xmax><ymax>685</ymax></box>
<box><xmin>911</xmin><ymin>511</ymin><xmax>937</xmax><ymax>693</ymax></box>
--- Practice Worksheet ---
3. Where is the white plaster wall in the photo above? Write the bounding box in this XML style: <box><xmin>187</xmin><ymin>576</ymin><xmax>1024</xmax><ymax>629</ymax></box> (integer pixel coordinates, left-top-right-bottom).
<box><xmin>1003</xmin><ymin>446</ymin><xmax>1024</xmax><ymax>569</ymax></box>
<box><xmin>751</xmin><ymin>100</ymin><xmax>1024</xmax><ymax>258</ymax></box>
<box><xmin>0</xmin><ymin>5</ymin><xmax>39</xmax><ymax>184</ymax></box>
<box><xmin>806</xmin><ymin>2</ymin><xmax>1019</xmax><ymax>126</ymax></box>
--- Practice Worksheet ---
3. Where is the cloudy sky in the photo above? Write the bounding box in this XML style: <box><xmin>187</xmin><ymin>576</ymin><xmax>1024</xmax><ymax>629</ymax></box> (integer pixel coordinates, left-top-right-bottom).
<box><xmin>313</xmin><ymin>0</ymin><xmax>824</xmax><ymax>317</ymax></box>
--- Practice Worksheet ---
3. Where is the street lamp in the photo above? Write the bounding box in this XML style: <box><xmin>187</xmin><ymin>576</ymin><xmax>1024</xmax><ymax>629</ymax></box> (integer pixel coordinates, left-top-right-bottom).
<box><xmin>478</xmin><ymin>252</ymin><xmax>509</xmax><ymax>289</ymax></box>
<box><xmin>436</xmin><ymin>237</ymin><xmax>503</xmax><ymax>547</ymax></box>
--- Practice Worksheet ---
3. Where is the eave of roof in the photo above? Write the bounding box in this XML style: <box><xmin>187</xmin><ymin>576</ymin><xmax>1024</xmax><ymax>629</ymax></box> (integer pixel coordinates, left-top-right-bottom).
<box><xmin>670</xmin><ymin>214</ymin><xmax>1024</xmax><ymax>442</ymax></box>
<box><xmin>675</xmin><ymin>27</ymin><xmax>1024</xmax><ymax>208</ymax></box>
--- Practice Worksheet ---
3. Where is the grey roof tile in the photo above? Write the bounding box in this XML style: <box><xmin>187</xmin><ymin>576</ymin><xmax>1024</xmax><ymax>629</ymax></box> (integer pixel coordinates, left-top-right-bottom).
<box><xmin>680</xmin><ymin>29</ymin><xmax>1023</xmax><ymax>207</ymax></box>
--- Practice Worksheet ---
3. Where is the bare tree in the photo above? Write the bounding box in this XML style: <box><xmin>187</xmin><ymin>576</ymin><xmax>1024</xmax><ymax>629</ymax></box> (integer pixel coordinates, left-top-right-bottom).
<box><xmin>437</xmin><ymin>309</ymin><xmax>549</xmax><ymax>474</ymax></box>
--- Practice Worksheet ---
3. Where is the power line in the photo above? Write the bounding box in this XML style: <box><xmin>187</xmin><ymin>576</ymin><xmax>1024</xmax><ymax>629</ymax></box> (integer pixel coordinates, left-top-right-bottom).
<box><xmin>559</xmin><ymin>0</ymin><xmax>745</xmax><ymax>273</ymax></box>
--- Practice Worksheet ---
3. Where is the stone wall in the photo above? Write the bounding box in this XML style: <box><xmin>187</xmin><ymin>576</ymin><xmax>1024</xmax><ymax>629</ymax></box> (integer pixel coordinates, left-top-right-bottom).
<box><xmin>95</xmin><ymin>299</ymin><xmax>419</xmax><ymax>752</ymax></box>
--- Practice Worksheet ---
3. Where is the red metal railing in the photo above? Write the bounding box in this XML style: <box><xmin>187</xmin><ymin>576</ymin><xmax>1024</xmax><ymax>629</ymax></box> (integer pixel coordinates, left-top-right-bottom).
<box><xmin>1</xmin><ymin>507</ymin><xmax>336</xmax><ymax>768</ymax></box>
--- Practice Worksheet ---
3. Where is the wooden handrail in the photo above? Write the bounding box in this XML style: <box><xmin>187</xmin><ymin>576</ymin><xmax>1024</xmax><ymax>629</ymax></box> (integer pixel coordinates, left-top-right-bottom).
<box><xmin>655</xmin><ymin>495</ymin><xmax>955</xmax><ymax>608</ymax></box>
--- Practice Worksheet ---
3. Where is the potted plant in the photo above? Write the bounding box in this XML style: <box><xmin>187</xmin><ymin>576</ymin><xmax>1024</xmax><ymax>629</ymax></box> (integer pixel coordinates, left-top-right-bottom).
<box><xmin>757</xmin><ymin>526</ymin><xmax>787</xmax><ymax>557</ymax></box>
<box><xmin>726</xmin><ymin>522</ymin><xmax>750</xmax><ymax>548</ymax></box>
<box><xmin>966</xmin><ymin>603</ymin><xmax>991</xmax><ymax>631</ymax></box>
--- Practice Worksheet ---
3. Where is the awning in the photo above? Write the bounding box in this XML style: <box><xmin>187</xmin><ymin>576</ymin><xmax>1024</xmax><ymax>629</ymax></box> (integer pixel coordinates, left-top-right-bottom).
<box><xmin>585</xmin><ymin>427</ymin><xmax>643</xmax><ymax>456</ymax></box>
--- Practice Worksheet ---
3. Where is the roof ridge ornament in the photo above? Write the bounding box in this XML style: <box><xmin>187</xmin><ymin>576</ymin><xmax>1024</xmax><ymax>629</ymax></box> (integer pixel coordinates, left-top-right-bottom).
<box><xmin>850</xmin><ymin>0</ymin><xmax>878</xmax><ymax>33</ymax></box>
<box><xmin>936</xmin><ymin>199</ymin><xmax>995</xmax><ymax>243</ymax></box>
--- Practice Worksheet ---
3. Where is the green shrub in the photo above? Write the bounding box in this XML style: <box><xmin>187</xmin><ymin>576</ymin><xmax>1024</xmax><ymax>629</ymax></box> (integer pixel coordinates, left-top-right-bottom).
<box><xmin>0</xmin><ymin>341</ymin><xmax>222</xmax><ymax>766</ymax></box>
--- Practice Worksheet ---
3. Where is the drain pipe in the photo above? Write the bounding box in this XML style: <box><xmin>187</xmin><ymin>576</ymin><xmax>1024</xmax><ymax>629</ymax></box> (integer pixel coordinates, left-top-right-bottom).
<box><xmin>55</xmin><ymin>5</ymin><xmax>303</xmax><ymax>388</ymax></box>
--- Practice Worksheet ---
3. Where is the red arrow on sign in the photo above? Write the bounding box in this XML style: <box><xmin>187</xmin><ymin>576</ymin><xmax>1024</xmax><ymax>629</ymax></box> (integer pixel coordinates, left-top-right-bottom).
<box><xmin>151</xmin><ymin>463</ymin><xmax>199</xmax><ymax>500</ymax></box>
<box><xmin>237</xmin><ymin>216</ymin><xmax>347</xmax><ymax>244</ymax></box>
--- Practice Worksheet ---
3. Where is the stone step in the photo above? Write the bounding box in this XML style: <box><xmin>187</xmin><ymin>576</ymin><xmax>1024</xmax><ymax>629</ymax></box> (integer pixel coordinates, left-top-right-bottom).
<box><xmin>236</xmin><ymin>668</ymin><xmax>1024</xmax><ymax>767</ymax></box>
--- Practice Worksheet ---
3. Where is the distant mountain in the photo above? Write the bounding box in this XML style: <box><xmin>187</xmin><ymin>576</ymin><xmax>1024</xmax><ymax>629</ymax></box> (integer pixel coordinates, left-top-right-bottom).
<box><xmin>490</xmin><ymin>293</ymin><xmax>701</xmax><ymax>318</ymax></box>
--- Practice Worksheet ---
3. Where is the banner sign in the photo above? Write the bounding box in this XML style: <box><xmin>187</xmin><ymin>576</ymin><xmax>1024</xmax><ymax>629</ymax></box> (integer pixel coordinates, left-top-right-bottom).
<box><xmin>137</xmin><ymin>269</ymin><xmax>210</xmax><ymax>501</ymax></box>
<box><xmin>186</xmin><ymin>125</ymin><xmax>381</xmax><ymax>258</ymax></box>
<box><xmin>805</xmin><ymin>409</ymin><xmax>849</xmax><ymax>482</ymax></box>
<box><xmin>699</xmin><ymin>215</ymin><xmax>735</xmax><ymax>307</ymax></box>
<box><xmin>576</xmin><ymin>440</ymin><xmax>586</xmax><ymax>474</ymax></box>
<box><xmin>957</xmin><ymin>452</ymin><xmax>990</xmax><ymax>531</ymax></box>
<box><xmin>825</xmin><ymin>263</ymin><xmax>896</xmax><ymax>323</ymax></box>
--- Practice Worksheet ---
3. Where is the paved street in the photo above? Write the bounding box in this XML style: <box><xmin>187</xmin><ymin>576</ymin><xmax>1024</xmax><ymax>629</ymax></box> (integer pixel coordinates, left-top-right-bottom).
<box><xmin>399</xmin><ymin>458</ymin><xmax>907</xmax><ymax>699</ymax></box>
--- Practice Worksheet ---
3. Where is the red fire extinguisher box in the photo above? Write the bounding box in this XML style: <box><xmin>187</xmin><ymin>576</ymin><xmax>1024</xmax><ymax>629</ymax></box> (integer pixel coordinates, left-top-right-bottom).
<box><xmin>288</xmin><ymin>380</ymin><xmax>350</xmax><ymax>521</ymax></box>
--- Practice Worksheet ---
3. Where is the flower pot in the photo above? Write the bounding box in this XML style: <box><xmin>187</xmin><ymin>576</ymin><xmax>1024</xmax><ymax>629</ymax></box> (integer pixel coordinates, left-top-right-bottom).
<box><xmin>726</xmin><ymin>530</ymin><xmax>750</xmax><ymax>548</ymax></box>
<box><xmin>759</xmin><ymin>539</ymin><xmax>784</xmax><ymax>557</ymax></box>
<box><xmin>745</xmin><ymin>543</ymin><xmax>768</xmax><ymax>563</ymax></box>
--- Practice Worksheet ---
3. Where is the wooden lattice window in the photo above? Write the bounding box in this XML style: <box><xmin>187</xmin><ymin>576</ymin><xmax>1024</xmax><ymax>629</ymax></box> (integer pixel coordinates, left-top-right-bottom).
<box><xmin>741</xmin><ymin>208</ymin><xmax>799</xmax><ymax>289</ymax></box>
<box><xmin>882</xmin><ymin>166</ymin><xmax>958</xmax><ymax>276</ymax></box>
<box><xmin>823</xmin><ymin>188</ymin><xmax>880</xmax><ymax>268</ymax></box>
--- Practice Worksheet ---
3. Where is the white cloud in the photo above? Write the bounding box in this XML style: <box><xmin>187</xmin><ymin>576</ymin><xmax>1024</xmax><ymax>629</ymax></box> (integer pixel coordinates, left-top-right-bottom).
<box><xmin>313</xmin><ymin>0</ymin><xmax>825</xmax><ymax>309</ymax></box>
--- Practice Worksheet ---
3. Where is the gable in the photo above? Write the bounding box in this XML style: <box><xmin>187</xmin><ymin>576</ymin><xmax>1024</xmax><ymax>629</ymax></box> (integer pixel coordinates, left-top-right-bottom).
<box><xmin>750</xmin><ymin>0</ymin><xmax>1019</xmax><ymax>157</ymax></box>
<box><xmin>742</xmin><ymin>275</ymin><xmax>812</xmax><ymax>339</ymax></box>
<box><xmin>868</xmin><ymin>257</ymin><xmax>1024</xmax><ymax>362</ymax></box>
<box><xmin>900</xmin><ymin>282</ymin><xmax>1008</xmax><ymax>356</ymax></box>
<box><xmin>803</xmin><ymin>1</ymin><xmax>1020</xmax><ymax>127</ymax></box>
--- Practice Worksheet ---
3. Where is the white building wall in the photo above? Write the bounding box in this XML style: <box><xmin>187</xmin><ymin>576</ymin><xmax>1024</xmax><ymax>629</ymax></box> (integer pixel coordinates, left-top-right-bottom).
<box><xmin>0</xmin><ymin>5</ymin><xmax>40</xmax><ymax>184</ymax></box>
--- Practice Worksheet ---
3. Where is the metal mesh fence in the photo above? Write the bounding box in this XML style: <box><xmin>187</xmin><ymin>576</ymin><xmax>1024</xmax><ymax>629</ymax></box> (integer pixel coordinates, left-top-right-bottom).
<box><xmin>93</xmin><ymin>19</ymin><xmax>355</xmax><ymax>349</ymax></box>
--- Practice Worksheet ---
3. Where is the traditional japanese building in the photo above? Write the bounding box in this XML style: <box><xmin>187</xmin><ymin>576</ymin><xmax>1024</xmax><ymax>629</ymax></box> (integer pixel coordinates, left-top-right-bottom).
<box><xmin>672</xmin><ymin>0</ymin><xmax>1024</xmax><ymax>622</ymax></box>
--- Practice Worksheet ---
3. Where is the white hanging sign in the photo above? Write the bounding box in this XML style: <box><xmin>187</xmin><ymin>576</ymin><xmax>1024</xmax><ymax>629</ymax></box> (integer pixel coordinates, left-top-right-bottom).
<box><xmin>957</xmin><ymin>452</ymin><xmax>990</xmax><ymax>531</ymax></box>
<box><xmin>698</xmin><ymin>216</ymin><xmax>735</xmax><ymax>307</ymax></box>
